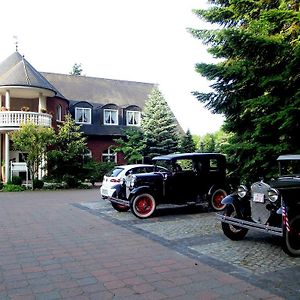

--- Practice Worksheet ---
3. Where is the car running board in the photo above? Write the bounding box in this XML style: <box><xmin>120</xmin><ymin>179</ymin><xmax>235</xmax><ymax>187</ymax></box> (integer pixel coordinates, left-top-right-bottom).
<box><xmin>216</xmin><ymin>213</ymin><xmax>283</xmax><ymax>237</ymax></box>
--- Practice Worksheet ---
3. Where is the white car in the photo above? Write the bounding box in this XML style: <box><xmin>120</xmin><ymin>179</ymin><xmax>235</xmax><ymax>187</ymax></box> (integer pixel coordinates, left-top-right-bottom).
<box><xmin>100</xmin><ymin>164</ymin><xmax>157</xmax><ymax>199</ymax></box>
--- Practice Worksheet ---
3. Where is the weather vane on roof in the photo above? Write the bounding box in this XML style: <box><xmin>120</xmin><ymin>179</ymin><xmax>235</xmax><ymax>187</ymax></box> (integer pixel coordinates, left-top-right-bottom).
<box><xmin>13</xmin><ymin>35</ymin><xmax>18</xmax><ymax>52</ymax></box>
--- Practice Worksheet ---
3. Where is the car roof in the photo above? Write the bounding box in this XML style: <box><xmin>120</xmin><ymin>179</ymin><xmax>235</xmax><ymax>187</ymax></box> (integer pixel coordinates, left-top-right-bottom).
<box><xmin>152</xmin><ymin>153</ymin><xmax>225</xmax><ymax>161</ymax></box>
<box><xmin>277</xmin><ymin>155</ymin><xmax>300</xmax><ymax>161</ymax></box>
<box><xmin>114</xmin><ymin>164</ymin><xmax>154</xmax><ymax>170</ymax></box>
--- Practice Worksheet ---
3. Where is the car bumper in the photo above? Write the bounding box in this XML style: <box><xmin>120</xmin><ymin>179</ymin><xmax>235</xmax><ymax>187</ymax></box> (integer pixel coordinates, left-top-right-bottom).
<box><xmin>100</xmin><ymin>186</ymin><xmax>117</xmax><ymax>198</ymax></box>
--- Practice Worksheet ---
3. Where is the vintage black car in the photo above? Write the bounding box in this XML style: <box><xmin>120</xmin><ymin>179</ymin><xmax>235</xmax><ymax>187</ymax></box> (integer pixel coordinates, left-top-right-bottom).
<box><xmin>217</xmin><ymin>154</ymin><xmax>300</xmax><ymax>256</ymax></box>
<box><xmin>108</xmin><ymin>153</ymin><xmax>229</xmax><ymax>218</ymax></box>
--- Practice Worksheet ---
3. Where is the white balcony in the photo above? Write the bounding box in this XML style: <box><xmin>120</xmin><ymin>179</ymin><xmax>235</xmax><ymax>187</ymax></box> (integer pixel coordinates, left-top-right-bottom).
<box><xmin>0</xmin><ymin>111</ymin><xmax>52</xmax><ymax>131</ymax></box>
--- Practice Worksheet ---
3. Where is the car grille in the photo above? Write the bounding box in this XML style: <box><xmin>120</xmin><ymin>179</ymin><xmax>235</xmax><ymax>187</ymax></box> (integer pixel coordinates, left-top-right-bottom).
<box><xmin>250</xmin><ymin>181</ymin><xmax>271</xmax><ymax>224</ymax></box>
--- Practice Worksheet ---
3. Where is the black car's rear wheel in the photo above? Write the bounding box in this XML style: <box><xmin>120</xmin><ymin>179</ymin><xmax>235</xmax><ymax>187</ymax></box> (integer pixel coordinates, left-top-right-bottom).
<box><xmin>283</xmin><ymin>215</ymin><xmax>300</xmax><ymax>257</ymax></box>
<box><xmin>111</xmin><ymin>202</ymin><xmax>130</xmax><ymax>212</ymax></box>
<box><xmin>130</xmin><ymin>193</ymin><xmax>156</xmax><ymax>219</ymax></box>
<box><xmin>221</xmin><ymin>204</ymin><xmax>248</xmax><ymax>240</ymax></box>
<box><xmin>210</xmin><ymin>188</ymin><xmax>227</xmax><ymax>211</ymax></box>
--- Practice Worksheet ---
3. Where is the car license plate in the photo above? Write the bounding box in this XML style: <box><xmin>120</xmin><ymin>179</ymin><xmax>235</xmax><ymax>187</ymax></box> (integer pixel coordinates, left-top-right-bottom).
<box><xmin>253</xmin><ymin>193</ymin><xmax>264</xmax><ymax>203</ymax></box>
<box><xmin>102</xmin><ymin>189</ymin><xmax>108</xmax><ymax>196</ymax></box>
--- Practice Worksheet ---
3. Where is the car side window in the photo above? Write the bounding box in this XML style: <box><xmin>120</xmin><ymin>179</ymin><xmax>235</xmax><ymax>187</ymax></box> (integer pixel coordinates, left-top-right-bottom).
<box><xmin>175</xmin><ymin>159</ymin><xmax>193</xmax><ymax>172</ymax></box>
<box><xmin>209</xmin><ymin>159</ymin><xmax>219</xmax><ymax>172</ymax></box>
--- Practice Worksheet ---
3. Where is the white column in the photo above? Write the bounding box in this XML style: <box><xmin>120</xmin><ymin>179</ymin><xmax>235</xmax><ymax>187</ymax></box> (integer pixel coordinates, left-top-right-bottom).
<box><xmin>5</xmin><ymin>133</ymin><xmax>9</xmax><ymax>183</ymax></box>
<box><xmin>0</xmin><ymin>134</ymin><xmax>2</xmax><ymax>181</ymax></box>
<box><xmin>38</xmin><ymin>93</ymin><xmax>46</xmax><ymax>112</ymax></box>
<box><xmin>38</xmin><ymin>154</ymin><xmax>45</xmax><ymax>180</ymax></box>
<box><xmin>5</xmin><ymin>90</ymin><xmax>10</xmax><ymax>110</ymax></box>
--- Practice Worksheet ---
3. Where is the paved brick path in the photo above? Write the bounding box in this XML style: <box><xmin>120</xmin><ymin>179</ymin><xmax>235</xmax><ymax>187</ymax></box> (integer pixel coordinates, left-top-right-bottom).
<box><xmin>0</xmin><ymin>190</ymin><xmax>283</xmax><ymax>299</ymax></box>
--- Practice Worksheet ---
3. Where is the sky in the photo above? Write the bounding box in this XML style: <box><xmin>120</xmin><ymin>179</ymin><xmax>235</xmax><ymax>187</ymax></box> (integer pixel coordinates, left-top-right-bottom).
<box><xmin>0</xmin><ymin>0</ymin><xmax>224</xmax><ymax>136</ymax></box>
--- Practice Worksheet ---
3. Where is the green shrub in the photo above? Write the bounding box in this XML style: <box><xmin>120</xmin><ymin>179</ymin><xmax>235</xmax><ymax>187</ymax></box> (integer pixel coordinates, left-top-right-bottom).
<box><xmin>33</xmin><ymin>179</ymin><xmax>44</xmax><ymax>190</ymax></box>
<box><xmin>63</xmin><ymin>175</ymin><xmax>80</xmax><ymax>188</ymax></box>
<box><xmin>0</xmin><ymin>182</ymin><xmax>3</xmax><ymax>190</ymax></box>
<box><xmin>11</xmin><ymin>176</ymin><xmax>22</xmax><ymax>186</ymax></box>
<box><xmin>2</xmin><ymin>184</ymin><xmax>25</xmax><ymax>192</ymax></box>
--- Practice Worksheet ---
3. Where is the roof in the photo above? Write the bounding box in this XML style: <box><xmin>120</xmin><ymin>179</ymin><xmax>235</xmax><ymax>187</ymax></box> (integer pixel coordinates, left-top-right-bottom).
<box><xmin>277</xmin><ymin>155</ymin><xmax>300</xmax><ymax>161</ymax></box>
<box><xmin>42</xmin><ymin>72</ymin><xmax>156</xmax><ymax>107</ymax></box>
<box><xmin>114</xmin><ymin>164</ymin><xmax>154</xmax><ymax>169</ymax></box>
<box><xmin>152</xmin><ymin>153</ymin><xmax>226</xmax><ymax>161</ymax></box>
<box><xmin>0</xmin><ymin>52</ymin><xmax>63</xmax><ymax>97</ymax></box>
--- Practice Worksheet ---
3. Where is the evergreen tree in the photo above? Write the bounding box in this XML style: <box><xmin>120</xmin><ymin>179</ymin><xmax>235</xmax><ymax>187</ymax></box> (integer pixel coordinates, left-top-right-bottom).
<box><xmin>142</xmin><ymin>89</ymin><xmax>179</xmax><ymax>159</ymax></box>
<box><xmin>69</xmin><ymin>63</ymin><xmax>83</xmax><ymax>75</ymax></box>
<box><xmin>180</xmin><ymin>129</ymin><xmax>196</xmax><ymax>153</ymax></box>
<box><xmin>189</xmin><ymin>1</ymin><xmax>300</xmax><ymax>181</ymax></box>
<box><xmin>113</xmin><ymin>129</ymin><xmax>146</xmax><ymax>164</ymax></box>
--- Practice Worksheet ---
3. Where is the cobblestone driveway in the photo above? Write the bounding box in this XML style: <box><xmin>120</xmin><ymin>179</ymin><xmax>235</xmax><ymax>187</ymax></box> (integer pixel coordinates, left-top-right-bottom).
<box><xmin>79</xmin><ymin>200</ymin><xmax>300</xmax><ymax>299</ymax></box>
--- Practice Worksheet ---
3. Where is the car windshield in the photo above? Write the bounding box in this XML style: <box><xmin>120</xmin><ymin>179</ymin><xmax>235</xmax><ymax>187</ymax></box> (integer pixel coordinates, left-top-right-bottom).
<box><xmin>106</xmin><ymin>167</ymin><xmax>124</xmax><ymax>177</ymax></box>
<box><xmin>279</xmin><ymin>160</ymin><xmax>300</xmax><ymax>176</ymax></box>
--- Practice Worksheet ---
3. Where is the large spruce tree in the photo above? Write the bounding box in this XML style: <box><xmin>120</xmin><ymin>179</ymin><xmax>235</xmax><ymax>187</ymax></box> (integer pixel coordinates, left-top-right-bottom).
<box><xmin>190</xmin><ymin>1</ymin><xmax>300</xmax><ymax>181</ymax></box>
<box><xmin>142</xmin><ymin>89</ymin><xmax>179</xmax><ymax>160</ymax></box>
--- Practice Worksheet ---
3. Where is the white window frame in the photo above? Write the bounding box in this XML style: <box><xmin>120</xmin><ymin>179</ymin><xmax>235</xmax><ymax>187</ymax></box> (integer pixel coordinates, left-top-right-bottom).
<box><xmin>102</xmin><ymin>147</ymin><xmax>117</xmax><ymax>162</ymax></box>
<box><xmin>126</xmin><ymin>111</ymin><xmax>141</xmax><ymax>126</ymax></box>
<box><xmin>83</xmin><ymin>149</ymin><xmax>92</xmax><ymax>159</ymax></box>
<box><xmin>104</xmin><ymin>109</ymin><xmax>118</xmax><ymax>125</ymax></box>
<box><xmin>75</xmin><ymin>107</ymin><xmax>91</xmax><ymax>124</ymax></box>
<box><xmin>56</xmin><ymin>104</ymin><xmax>62</xmax><ymax>121</ymax></box>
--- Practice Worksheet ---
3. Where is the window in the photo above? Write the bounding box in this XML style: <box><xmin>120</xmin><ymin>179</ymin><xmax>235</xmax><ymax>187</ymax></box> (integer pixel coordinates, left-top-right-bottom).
<box><xmin>56</xmin><ymin>105</ymin><xmax>62</xmax><ymax>121</ymax></box>
<box><xmin>104</xmin><ymin>109</ymin><xmax>118</xmax><ymax>125</ymax></box>
<box><xmin>176</xmin><ymin>159</ymin><xmax>193</xmax><ymax>171</ymax></box>
<box><xmin>102</xmin><ymin>147</ymin><xmax>117</xmax><ymax>162</ymax></box>
<box><xmin>127</xmin><ymin>111</ymin><xmax>141</xmax><ymax>126</ymax></box>
<box><xmin>75</xmin><ymin>107</ymin><xmax>91</xmax><ymax>124</ymax></box>
<box><xmin>82</xmin><ymin>149</ymin><xmax>92</xmax><ymax>162</ymax></box>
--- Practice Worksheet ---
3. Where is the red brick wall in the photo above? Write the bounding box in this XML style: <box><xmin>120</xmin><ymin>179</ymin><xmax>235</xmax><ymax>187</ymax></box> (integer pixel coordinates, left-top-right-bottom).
<box><xmin>46</xmin><ymin>97</ymin><xmax>69</xmax><ymax>129</ymax></box>
<box><xmin>87</xmin><ymin>136</ymin><xmax>126</xmax><ymax>165</ymax></box>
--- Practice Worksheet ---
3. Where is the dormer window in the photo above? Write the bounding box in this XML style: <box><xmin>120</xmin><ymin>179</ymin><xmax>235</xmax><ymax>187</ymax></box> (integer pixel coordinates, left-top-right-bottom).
<box><xmin>75</xmin><ymin>107</ymin><xmax>91</xmax><ymax>124</ymax></box>
<box><xmin>127</xmin><ymin>111</ymin><xmax>141</xmax><ymax>126</ymax></box>
<box><xmin>104</xmin><ymin>109</ymin><xmax>118</xmax><ymax>125</ymax></box>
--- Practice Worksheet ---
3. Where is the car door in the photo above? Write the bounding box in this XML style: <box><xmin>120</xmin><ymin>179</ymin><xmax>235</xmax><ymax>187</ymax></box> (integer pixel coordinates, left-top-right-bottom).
<box><xmin>165</xmin><ymin>158</ymin><xmax>198</xmax><ymax>203</ymax></box>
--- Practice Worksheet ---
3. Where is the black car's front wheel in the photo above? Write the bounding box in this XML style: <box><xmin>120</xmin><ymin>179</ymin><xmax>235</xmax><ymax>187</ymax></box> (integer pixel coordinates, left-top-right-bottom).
<box><xmin>283</xmin><ymin>215</ymin><xmax>300</xmax><ymax>257</ymax></box>
<box><xmin>221</xmin><ymin>204</ymin><xmax>248</xmax><ymax>240</ymax></box>
<box><xmin>210</xmin><ymin>188</ymin><xmax>227</xmax><ymax>211</ymax></box>
<box><xmin>130</xmin><ymin>193</ymin><xmax>156</xmax><ymax>219</ymax></box>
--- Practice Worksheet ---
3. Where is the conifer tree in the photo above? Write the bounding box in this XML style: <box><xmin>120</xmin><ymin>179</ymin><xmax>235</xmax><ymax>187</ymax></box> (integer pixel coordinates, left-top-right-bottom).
<box><xmin>142</xmin><ymin>89</ymin><xmax>179</xmax><ymax>159</ymax></box>
<box><xmin>189</xmin><ymin>1</ymin><xmax>300</xmax><ymax>181</ymax></box>
<box><xmin>180</xmin><ymin>129</ymin><xmax>196</xmax><ymax>153</ymax></box>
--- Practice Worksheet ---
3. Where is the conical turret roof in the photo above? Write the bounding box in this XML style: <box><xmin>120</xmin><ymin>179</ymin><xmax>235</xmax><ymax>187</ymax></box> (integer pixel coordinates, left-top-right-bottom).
<box><xmin>0</xmin><ymin>52</ymin><xmax>63</xmax><ymax>97</ymax></box>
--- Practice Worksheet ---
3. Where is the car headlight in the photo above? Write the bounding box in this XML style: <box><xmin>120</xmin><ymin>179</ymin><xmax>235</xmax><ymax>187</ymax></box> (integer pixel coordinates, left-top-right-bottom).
<box><xmin>129</xmin><ymin>175</ymin><xmax>136</xmax><ymax>188</ymax></box>
<box><xmin>268</xmin><ymin>188</ymin><xmax>279</xmax><ymax>203</ymax></box>
<box><xmin>237</xmin><ymin>185</ymin><xmax>248</xmax><ymax>198</ymax></box>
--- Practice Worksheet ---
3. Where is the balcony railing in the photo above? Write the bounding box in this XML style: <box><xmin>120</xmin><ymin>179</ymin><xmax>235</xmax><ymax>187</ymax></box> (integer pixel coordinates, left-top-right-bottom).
<box><xmin>0</xmin><ymin>111</ymin><xmax>52</xmax><ymax>130</ymax></box>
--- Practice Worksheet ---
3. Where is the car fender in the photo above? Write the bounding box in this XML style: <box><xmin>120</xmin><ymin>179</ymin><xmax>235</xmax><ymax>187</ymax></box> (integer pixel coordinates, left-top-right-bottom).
<box><xmin>221</xmin><ymin>194</ymin><xmax>235</xmax><ymax>205</ymax></box>
<box><xmin>208</xmin><ymin>184</ymin><xmax>228</xmax><ymax>196</ymax></box>
<box><xmin>109</xmin><ymin>183</ymin><xmax>123</xmax><ymax>197</ymax></box>
<box><xmin>129</xmin><ymin>186</ymin><xmax>152</xmax><ymax>201</ymax></box>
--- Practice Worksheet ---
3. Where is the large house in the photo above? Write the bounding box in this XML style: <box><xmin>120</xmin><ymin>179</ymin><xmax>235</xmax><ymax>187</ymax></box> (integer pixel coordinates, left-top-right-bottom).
<box><xmin>0</xmin><ymin>51</ymin><xmax>163</xmax><ymax>183</ymax></box>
